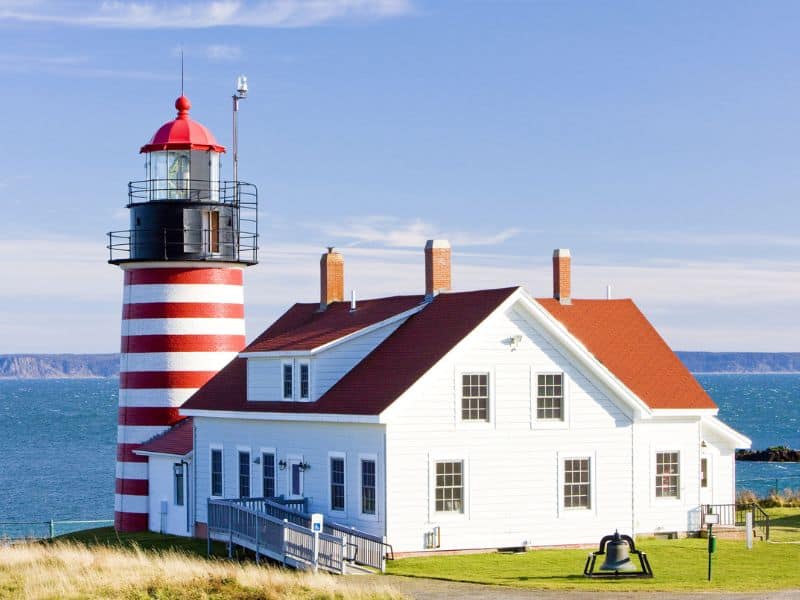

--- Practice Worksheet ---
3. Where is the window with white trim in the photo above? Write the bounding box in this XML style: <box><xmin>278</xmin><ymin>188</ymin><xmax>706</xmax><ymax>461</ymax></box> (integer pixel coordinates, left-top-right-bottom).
<box><xmin>361</xmin><ymin>459</ymin><xmax>376</xmax><ymax>515</ymax></box>
<box><xmin>656</xmin><ymin>451</ymin><xmax>680</xmax><ymax>498</ymax></box>
<box><xmin>282</xmin><ymin>363</ymin><xmax>293</xmax><ymax>399</ymax></box>
<box><xmin>536</xmin><ymin>373</ymin><xmax>564</xmax><ymax>420</ymax></box>
<box><xmin>300</xmin><ymin>363</ymin><xmax>310</xmax><ymax>400</ymax></box>
<box><xmin>238</xmin><ymin>450</ymin><xmax>251</xmax><ymax>498</ymax></box>
<box><xmin>330</xmin><ymin>456</ymin><xmax>345</xmax><ymax>511</ymax></box>
<box><xmin>263</xmin><ymin>452</ymin><xmax>276</xmax><ymax>498</ymax></box>
<box><xmin>210</xmin><ymin>448</ymin><xmax>223</xmax><ymax>497</ymax></box>
<box><xmin>174</xmin><ymin>463</ymin><xmax>185</xmax><ymax>506</ymax></box>
<box><xmin>435</xmin><ymin>461</ymin><xmax>464</xmax><ymax>513</ymax></box>
<box><xmin>461</xmin><ymin>373</ymin><xmax>489</xmax><ymax>421</ymax></box>
<box><xmin>563</xmin><ymin>458</ymin><xmax>591</xmax><ymax>509</ymax></box>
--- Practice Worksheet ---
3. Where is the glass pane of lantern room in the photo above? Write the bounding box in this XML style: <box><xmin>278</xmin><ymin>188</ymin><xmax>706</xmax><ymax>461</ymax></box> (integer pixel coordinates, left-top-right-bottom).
<box><xmin>167</xmin><ymin>151</ymin><xmax>191</xmax><ymax>200</ymax></box>
<box><xmin>209</xmin><ymin>153</ymin><xmax>219</xmax><ymax>202</ymax></box>
<box><xmin>189</xmin><ymin>150</ymin><xmax>215</xmax><ymax>202</ymax></box>
<box><xmin>150</xmin><ymin>152</ymin><xmax>168</xmax><ymax>200</ymax></box>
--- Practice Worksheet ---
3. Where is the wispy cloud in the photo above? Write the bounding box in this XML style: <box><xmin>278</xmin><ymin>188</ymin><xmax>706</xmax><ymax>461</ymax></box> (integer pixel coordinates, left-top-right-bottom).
<box><xmin>0</xmin><ymin>0</ymin><xmax>415</xmax><ymax>29</ymax></box>
<box><xmin>205</xmin><ymin>44</ymin><xmax>242</xmax><ymax>61</ymax></box>
<box><xmin>0</xmin><ymin>52</ymin><xmax>175</xmax><ymax>79</ymax></box>
<box><xmin>312</xmin><ymin>215</ymin><xmax>522</xmax><ymax>248</ymax></box>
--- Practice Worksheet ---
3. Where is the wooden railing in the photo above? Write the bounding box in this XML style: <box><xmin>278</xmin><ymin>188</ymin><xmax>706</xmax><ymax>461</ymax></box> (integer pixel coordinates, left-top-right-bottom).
<box><xmin>211</xmin><ymin>497</ymin><xmax>391</xmax><ymax>572</ymax></box>
<box><xmin>701</xmin><ymin>503</ymin><xmax>770</xmax><ymax>540</ymax></box>
<box><xmin>208</xmin><ymin>499</ymin><xmax>344</xmax><ymax>573</ymax></box>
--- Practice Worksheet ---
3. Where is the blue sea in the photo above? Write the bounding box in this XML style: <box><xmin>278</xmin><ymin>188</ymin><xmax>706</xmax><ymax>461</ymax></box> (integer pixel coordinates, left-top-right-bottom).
<box><xmin>0</xmin><ymin>374</ymin><xmax>798</xmax><ymax>528</ymax></box>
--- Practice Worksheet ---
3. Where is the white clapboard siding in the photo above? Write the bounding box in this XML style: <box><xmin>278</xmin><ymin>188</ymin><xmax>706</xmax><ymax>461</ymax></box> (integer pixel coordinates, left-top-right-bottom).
<box><xmin>193</xmin><ymin>417</ymin><xmax>386</xmax><ymax>539</ymax></box>
<box><xmin>384</xmin><ymin>304</ymin><xmax>637</xmax><ymax>551</ymax></box>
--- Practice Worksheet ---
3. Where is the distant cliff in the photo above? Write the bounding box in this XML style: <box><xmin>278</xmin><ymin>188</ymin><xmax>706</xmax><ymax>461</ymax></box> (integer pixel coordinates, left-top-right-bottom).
<box><xmin>0</xmin><ymin>354</ymin><xmax>119</xmax><ymax>379</ymax></box>
<box><xmin>676</xmin><ymin>352</ymin><xmax>800</xmax><ymax>374</ymax></box>
<box><xmin>1</xmin><ymin>351</ymin><xmax>799</xmax><ymax>379</ymax></box>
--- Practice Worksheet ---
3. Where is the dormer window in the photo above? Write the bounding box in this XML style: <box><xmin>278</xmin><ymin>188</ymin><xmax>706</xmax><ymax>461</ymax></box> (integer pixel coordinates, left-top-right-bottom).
<box><xmin>283</xmin><ymin>363</ymin><xmax>293</xmax><ymax>399</ymax></box>
<box><xmin>300</xmin><ymin>363</ymin><xmax>310</xmax><ymax>399</ymax></box>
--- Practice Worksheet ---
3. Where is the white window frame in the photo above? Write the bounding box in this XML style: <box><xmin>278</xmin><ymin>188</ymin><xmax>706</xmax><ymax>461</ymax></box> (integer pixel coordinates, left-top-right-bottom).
<box><xmin>556</xmin><ymin>451</ymin><xmax>597</xmax><ymax>517</ymax></box>
<box><xmin>455</xmin><ymin>367</ymin><xmax>495</xmax><ymax>428</ymax></box>
<box><xmin>260</xmin><ymin>446</ymin><xmax>277</xmax><ymax>498</ymax></box>
<box><xmin>298</xmin><ymin>361</ymin><xmax>311</xmax><ymax>401</ymax></box>
<box><xmin>328</xmin><ymin>451</ymin><xmax>347</xmax><ymax>514</ymax></box>
<box><xmin>286</xmin><ymin>453</ymin><xmax>304</xmax><ymax>499</ymax></box>
<box><xmin>531</xmin><ymin>369</ymin><xmax>570</xmax><ymax>430</ymax></box>
<box><xmin>236</xmin><ymin>445</ymin><xmax>252</xmax><ymax>499</ymax></box>
<box><xmin>428</xmin><ymin>452</ymin><xmax>469</xmax><ymax>521</ymax></box>
<box><xmin>281</xmin><ymin>360</ymin><xmax>294</xmax><ymax>400</ymax></box>
<box><xmin>209</xmin><ymin>444</ymin><xmax>224</xmax><ymax>498</ymax></box>
<box><xmin>653</xmin><ymin>450</ymin><xmax>682</xmax><ymax>501</ymax></box>
<box><xmin>358</xmin><ymin>453</ymin><xmax>379</xmax><ymax>520</ymax></box>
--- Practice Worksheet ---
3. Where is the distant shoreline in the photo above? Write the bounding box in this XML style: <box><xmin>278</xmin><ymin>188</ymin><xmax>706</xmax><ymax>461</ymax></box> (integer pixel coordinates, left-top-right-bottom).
<box><xmin>2</xmin><ymin>351</ymin><xmax>800</xmax><ymax>379</ymax></box>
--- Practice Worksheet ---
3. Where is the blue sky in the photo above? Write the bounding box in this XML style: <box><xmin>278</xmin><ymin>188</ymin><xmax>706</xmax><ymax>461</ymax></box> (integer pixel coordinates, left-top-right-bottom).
<box><xmin>1</xmin><ymin>0</ymin><xmax>799</xmax><ymax>352</ymax></box>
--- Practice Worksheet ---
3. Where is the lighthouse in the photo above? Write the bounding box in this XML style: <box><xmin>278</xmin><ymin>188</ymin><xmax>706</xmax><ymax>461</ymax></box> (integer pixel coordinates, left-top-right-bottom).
<box><xmin>108</xmin><ymin>94</ymin><xmax>257</xmax><ymax>532</ymax></box>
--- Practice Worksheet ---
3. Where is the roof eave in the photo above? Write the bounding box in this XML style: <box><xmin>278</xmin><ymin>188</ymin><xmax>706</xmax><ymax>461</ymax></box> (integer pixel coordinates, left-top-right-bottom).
<box><xmin>181</xmin><ymin>408</ymin><xmax>381</xmax><ymax>424</ymax></box>
<box><xmin>701</xmin><ymin>415</ymin><xmax>752</xmax><ymax>449</ymax></box>
<box><xmin>133</xmin><ymin>449</ymin><xmax>194</xmax><ymax>459</ymax></box>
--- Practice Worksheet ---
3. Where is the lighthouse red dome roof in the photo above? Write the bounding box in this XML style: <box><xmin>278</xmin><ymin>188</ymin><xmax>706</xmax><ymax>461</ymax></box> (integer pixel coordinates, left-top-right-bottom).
<box><xmin>140</xmin><ymin>96</ymin><xmax>226</xmax><ymax>154</ymax></box>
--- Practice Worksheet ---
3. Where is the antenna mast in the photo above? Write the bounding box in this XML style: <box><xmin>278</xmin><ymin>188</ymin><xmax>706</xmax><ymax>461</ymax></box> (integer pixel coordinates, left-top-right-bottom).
<box><xmin>232</xmin><ymin>75</ymin><xmax>248</xmax><ymax>206</ymax></box>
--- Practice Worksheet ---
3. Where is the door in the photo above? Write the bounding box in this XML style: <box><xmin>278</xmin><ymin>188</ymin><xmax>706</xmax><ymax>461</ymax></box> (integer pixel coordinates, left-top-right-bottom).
<box><xmin>287</xmin><ymin>455</ymin><xmax>304</xmax><ymax>499</ymax></box>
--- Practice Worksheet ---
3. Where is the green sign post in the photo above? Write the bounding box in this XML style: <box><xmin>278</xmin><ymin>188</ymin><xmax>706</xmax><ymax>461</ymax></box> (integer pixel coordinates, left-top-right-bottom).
<box><xmin>705</xmin><ymin>512</ymin><xmax>719</xmax><ymax>581</ymax></box>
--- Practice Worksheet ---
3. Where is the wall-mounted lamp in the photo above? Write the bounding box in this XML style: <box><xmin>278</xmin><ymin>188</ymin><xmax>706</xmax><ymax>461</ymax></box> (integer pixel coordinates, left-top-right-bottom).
<box><xmin>278</xmin><ymin>459</ymin><xmax>287</xmax><ymax>470</ymax></box>
<box><xmin>173</xmin><ymin>463</ymin><xmax>184</xmax><ymax>476</ymax></box>
<box><xmin>253</xmin><ymin>456</ymin><xmax>261</xmax><ymax>465</ymax></box>
<box><xmin>298</xmin><ymin>461</ymin><xmax>311</xmax><ymax>472</ymax></box>
<box><xmin>509</xmin><ymin>334</ymin><xmax>523</xmax><ymax>351</ymax></box>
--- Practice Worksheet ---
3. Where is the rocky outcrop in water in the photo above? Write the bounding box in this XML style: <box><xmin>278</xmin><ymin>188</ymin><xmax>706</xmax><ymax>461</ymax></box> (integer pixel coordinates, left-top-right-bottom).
<box><xmin>736</xmin><ymin>447</ymin><xmax>800</xmax><ymax>462</ymax></box>
<box><xmin>0</xmin><ymin>354</ymin><xmax>119</xmax><ymax>379</ymax></box>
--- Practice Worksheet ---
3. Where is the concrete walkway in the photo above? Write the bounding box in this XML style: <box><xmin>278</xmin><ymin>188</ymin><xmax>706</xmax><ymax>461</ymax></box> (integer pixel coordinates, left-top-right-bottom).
<box><xmin>371</xmin><ymin>575</ymin><xmax>800</xmax><ymax>600</ymax></box>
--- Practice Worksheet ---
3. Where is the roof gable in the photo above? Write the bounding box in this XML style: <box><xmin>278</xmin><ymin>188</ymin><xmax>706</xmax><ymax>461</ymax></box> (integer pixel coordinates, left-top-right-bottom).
<box><xmin>535</xmin><ymin>298</ymin><xmax>716</xmax><ymax>410</ymax></box>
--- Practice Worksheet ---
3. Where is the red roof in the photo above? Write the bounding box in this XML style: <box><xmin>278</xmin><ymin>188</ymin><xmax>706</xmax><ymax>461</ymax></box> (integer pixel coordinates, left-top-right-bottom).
<box><xmin>140</xmin><ymin>96</ymin><xmax>225</xmax><ymax>154</ymax></box>
<box><xmin>182</xmin><ymin>288</ymin><xmax>517</xmax><ymax>415</ymax></box>
<box><xmin>536</xmin><ymin>298</ymin><xmax>716</xmax><ymax>410</ymax></box>
<box><xmin>244</xmin><ymin>295</ymin><xmax>426</xmax><ymax>353</ymax></box>
<box><xmin>136</xmin><ymin>417</ymin><xmax>193</xmax><ymax>456</ymax></box>
<box><xmin>180</xmin><ymin>289</ymin><xmax>715</xmax><ymax>417</ymax></box>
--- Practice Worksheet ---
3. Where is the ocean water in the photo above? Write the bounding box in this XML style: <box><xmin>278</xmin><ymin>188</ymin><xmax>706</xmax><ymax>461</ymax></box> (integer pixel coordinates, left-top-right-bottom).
<box><xmin>0</xmin><ymin>374</ymin><xmax>798</xmax><ymax>525</ymax></box>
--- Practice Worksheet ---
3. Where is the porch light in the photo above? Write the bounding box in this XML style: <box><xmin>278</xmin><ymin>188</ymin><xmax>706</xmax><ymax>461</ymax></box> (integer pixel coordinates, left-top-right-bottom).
<box><xmin>173</xmin><ymin>463</ymin><xmax>183</xmax><ymax>476</ymax></box>
<box><xmin>583</xmin><ymin>531</ymin><xmax>653</xmax><ymax>578</ymax></box>
<box><xmin>278</xmin><ymin>460</ymin><xmax>287</xmax><ymax>470</ymax></box>
<box><xmin>298</xmin><ymin>461</ymin><xmax>310</xmax><ymax>471</ymax></box>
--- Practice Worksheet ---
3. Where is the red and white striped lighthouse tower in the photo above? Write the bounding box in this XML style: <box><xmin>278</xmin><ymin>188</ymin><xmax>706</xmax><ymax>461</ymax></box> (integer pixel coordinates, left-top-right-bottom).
<box><xmin>108</xmin><ymin>94</ymin><xmax>258</xmax><ymax>532</ymax></box>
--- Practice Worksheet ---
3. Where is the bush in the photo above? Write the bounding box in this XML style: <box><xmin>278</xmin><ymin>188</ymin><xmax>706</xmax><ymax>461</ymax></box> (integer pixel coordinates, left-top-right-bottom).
<box><xmin>739</xmin><ymin>488</ymin><xmax>800</xmax><ymax>508</ymax></box>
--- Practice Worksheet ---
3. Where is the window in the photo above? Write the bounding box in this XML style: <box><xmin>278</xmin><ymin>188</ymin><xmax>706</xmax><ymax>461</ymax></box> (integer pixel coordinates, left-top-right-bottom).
<box><xmin>563</xmin><ymin>458</ymin><xmax>591</xmax><ymax>509</ymax></box>
<box><xmin>210</xmin><ymin>448</ymin><xmax>223</xmax><ymax>497</ymax></box>
<box><xmin>461</xmin><ymin>373</ymin><xmax>489</xmax><ymax>421</ymax></box>
<box><xmin>262</xmin><ymin>452</ymin><xmax>276</xmax><ymax>498</ymax></box>
<box><xmin>300</xmin><ymin>363</ymin><xmax>309</xmax><ymax>399</ymax></box>
<box><xmin>361</xmin><ymin>459</ymin><xmax>376</xmax><ymax>515</ymax></box>
<box><xmin>435</xmin><ymin>461</ymin><xmax>463</xmax><ymax>513</ymax></box>
<box><xmin>656</xmin><ymin>452</ymin><xmax>680</xmax><ymax>498</ymax></box>
<box><xmin>283</xmin><ymin>363</ymin><xmax>293</xmax><ymax>399</ymax></box>
<box><xmin>537</xmin><ymin>373</ymin><xmax>563</xmax><ymax>420</ymax></box>
<box><xmin>238</xmin><ymin>450</ymin><xmax>251</xmax><ymax>498</ymax></box>
<box><xmin>174</xmin><ymin>464</ymin><xmax>185</xmax><ymax>506</ymax></box>
<box><xmin>700</xmin><ymin>458</ymin><xmax>708</xmax><ymax>488</ymax></box>
<box><xmin>330</xmin><ymin>457</ymin><xmax>345</xmax><ymax>511</ymax></box>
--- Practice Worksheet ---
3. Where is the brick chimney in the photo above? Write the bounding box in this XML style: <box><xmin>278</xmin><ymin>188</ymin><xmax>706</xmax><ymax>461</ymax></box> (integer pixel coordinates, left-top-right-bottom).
<box><xmin>320</xmin><ymin>247</ymin><xmax>344</xmax><ymax>310</ymax></box>
<box><xmin>552</xmin><ymin>248</ymin><xmax>571</xmax><ymax>305</ymax></box>
<box><xmin>425</xmin><ymin>239</ymin><xmax>451</xmax><ymax>299</ymax></box>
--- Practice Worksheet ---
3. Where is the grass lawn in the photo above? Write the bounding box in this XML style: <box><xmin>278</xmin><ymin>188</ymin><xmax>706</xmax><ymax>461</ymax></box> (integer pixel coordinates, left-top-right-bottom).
<box><xmin>386</xmin><ymin>508</ymin><xmax>800</xmax><ymax>592</ymax></box>
<box><xmin>54</xmin><ymin>525</ymin><xmax>222</xmax><ymax>556</ymax></box>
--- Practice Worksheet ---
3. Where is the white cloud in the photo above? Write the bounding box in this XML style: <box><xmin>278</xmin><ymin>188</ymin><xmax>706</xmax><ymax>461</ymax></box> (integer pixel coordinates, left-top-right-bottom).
<box><xmin>3</xmin><ymin>234</ymin><xmax>800</xmax><ymax>352</ymax></box>
<box><xmin>205</xmin><ymin>44</ymin><xmax>242</xmax><ymax>61</ymax></box>
<box><xmin>311</xmin><ymin>215</ymin><xmax>522</xmax><ymax>248</ymax></box>
<box><xmin>0</xmin><ymin>0</ymin><xmax>415</xmax><ymax>28</ymax></box>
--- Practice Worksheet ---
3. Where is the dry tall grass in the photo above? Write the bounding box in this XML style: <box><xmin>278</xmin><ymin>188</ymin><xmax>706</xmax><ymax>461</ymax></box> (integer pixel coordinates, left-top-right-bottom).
<box><xmin>0</xmin><ymin>541</ymin><xmax>405</xmax><ymax>600</ymax></box>
<box><xmin>738</xmin><ymin>488</ymin><xmax>800</xmax><ymax>508</ymax></box>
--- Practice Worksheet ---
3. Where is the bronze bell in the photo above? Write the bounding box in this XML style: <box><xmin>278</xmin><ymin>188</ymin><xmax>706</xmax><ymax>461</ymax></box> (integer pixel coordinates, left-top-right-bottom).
<box><xmin>599</xmin><ymin>531</ymin><xmax>638</xmax><ymax>572</ymax></box>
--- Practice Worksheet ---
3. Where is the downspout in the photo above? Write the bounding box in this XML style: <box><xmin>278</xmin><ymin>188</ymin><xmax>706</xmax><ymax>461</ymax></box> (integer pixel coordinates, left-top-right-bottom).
<box><xmin>181</xmin><ymin>458</ymin><xmax>190</xmax><ymax>535</ymax></box>
<box><xmin>631</xmin><ymin>417</ymin><xmax>636</xmax><ymax>537</ymax></box>
<box><xmin>192</xmin><ymin>421</ymin><xmax>198</xmax><ymax>536</ymax></box>
<box><xmin>382</xmin><ymin>425</ymin><xmax>388</xmax><ymax>542</ymax></box>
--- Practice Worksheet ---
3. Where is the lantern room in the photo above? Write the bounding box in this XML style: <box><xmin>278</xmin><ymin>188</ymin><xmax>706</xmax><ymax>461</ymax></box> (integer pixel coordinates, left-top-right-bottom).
<box><xmin>108</xmin><ymin>95</ymin><xmax>258</xmax><ymax>265</ymax></box>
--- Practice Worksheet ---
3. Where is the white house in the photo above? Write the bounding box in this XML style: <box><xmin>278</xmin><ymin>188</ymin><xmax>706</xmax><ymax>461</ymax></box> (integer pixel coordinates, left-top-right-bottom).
<box><xmin>139</xmin><ymin>241</ymin><xmax>750</xmax><ymax>552</ymax></box>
